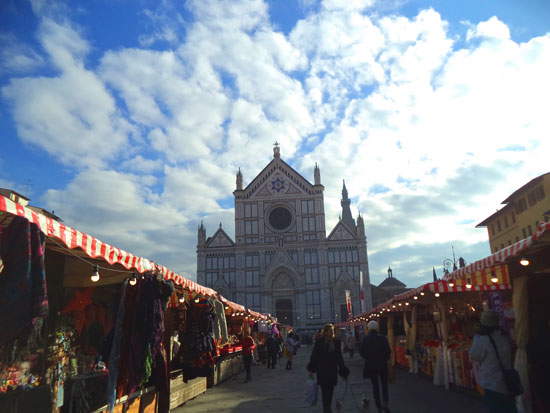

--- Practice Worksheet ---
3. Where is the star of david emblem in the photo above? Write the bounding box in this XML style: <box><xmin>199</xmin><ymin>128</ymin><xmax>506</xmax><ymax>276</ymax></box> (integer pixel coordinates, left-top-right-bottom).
<box><xmin>271</xmin><ymin>177</ymin><xmax>285</xmax><ymax>192</ymax></box>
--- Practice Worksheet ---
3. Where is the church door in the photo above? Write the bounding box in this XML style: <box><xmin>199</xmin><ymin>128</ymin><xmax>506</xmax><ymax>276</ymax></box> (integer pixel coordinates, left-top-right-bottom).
<box><xmin>275</xmin><ymin>299</ymin><xmax>293</xmax><ymax>326</ymax></box>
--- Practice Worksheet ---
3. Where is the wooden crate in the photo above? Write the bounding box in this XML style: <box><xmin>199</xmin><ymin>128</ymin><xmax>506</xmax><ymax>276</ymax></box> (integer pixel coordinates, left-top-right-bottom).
<box><xmin>208</xmin><ymin>353</ymin><xmax>243</xmax><ymax>387</ymax></box>
<box><xmin>169</xmin><ymin>376</ymin><xmax>207</xmax><ymax>410</ymax></box>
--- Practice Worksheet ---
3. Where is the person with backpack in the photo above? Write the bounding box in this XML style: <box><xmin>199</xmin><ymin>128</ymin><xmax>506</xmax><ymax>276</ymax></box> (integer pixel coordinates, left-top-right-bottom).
<box><xmin>469</xmin><ymin>310</ymin><xmax>519</xmax><ymax>413</ymax></box>
<box><xmin>360</xmin><ymin>320</ymin><xmax>391</xmax><ymax>412</ymax></box>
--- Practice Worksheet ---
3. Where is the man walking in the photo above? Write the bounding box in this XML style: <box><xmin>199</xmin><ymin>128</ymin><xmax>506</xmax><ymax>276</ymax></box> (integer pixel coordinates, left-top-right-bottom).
<box><xmin>360</xmin><ymin>320</ymin><xmax>391</xmax><ymax>412</ymax></box>
<box><xmin>266</xmin><ymin>333</ymin><xmax>278</xmax><ymax>369</ymax></box>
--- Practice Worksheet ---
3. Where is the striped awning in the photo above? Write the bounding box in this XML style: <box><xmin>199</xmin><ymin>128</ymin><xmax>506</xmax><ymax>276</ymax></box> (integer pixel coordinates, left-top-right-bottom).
<box><xmin>443</xmin><ymin>222</ymin><xmax>550</xmax><ymax>282</ymax></box>
<box><xmin>0</xmin><ymin>194</ymin><xmax>250</xmax><ymax>314</ymax></box>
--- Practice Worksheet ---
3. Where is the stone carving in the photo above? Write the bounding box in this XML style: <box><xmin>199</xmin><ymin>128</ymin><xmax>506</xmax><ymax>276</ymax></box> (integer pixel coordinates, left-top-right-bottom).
<box><xmin>328</xmin><ymin>222</ymin><xmax>355</xmax><ymax>241</ymax></box>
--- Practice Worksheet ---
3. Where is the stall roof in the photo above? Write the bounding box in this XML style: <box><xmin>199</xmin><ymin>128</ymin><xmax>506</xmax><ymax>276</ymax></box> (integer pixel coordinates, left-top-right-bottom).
<box><xmin>0</xmin><ymin>194</ymin><xmax>259</xmax><ymax>315</ymax></box>
<box><xmin>443</xmin><ymin>221</ymin><xmax>550</xmax><ymax>282</ymax></box>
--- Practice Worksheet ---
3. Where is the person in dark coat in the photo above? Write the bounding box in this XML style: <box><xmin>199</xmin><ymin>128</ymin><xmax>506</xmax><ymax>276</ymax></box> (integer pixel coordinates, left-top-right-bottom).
<box><xmin>266</xmin><ymin>334</ymin><xmax>278</xmax><ymax>369</ymax></box>
<box><xmin>307</xmin><ymin>324</ymin><xmax>349</xmax><ymax>413</ymax></box>
<box><xmin>360</xmin><ymin>320</ymin><xmax>391</xmax><ymax>412</ymax></box>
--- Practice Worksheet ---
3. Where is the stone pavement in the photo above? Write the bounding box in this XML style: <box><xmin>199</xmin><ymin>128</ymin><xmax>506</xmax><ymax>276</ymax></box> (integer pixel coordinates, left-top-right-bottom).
<box><xmin>173</xmin><ymin>347</ymin><xmax>486</xmax><ymax>413</ymax></box>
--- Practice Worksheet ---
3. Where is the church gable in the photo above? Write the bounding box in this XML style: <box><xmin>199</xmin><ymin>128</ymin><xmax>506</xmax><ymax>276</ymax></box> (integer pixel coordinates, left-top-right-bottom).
<box><xmin>244</xmin><ymin>158</ymin><xmax>315</xmax><ymax>199</ymax></box>
<box><xmin>206</xmin><ymin>228</ymin><xmax>235</xmax><ymax>248</ymax></box>
<box><xmin>327</xmin><ymin>221</ymin><xmax>356</xmax><ymax>241</ymax></box>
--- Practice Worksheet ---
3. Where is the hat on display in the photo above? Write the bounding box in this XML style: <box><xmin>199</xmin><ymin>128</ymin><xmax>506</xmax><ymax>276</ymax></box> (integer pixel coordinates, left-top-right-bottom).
<box><xmin>367</xmin><ymin>320</ymin><xmax>379</xmax><ymax>331</ymax></box>
<box><xmin>480</xmin><ymin>310</ymin><xmax>499</xmax><ymax>327</ymax></box>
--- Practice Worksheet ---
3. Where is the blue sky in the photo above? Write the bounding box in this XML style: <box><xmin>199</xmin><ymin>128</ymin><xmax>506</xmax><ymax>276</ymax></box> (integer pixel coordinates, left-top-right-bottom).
<box><xmin>1</xmin><ymin>0</ymin><xmax>549</xmax><ymax>287</ymax></box>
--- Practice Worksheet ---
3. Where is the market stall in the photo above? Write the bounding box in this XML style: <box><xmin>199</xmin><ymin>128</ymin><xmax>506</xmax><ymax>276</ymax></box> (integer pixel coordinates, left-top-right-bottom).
<box><xmin>0</xmin><ymin>194</ymin><xmax>273</xmax><ymax>412</ymax></box>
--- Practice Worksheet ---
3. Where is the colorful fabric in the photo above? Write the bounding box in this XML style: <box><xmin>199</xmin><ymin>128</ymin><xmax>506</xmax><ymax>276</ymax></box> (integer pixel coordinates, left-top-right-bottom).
<box><xmin>0</xmin><ymin>216</ymin><xmax>48</xmax><ymax>347</ymax></box>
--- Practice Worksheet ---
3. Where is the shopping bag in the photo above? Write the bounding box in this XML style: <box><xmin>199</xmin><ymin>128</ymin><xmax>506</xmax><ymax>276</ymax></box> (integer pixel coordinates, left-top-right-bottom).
<box><xmin>305</xmin><ymin>376</ymin><xmax>318</xmax><ymax>406</ymax></box>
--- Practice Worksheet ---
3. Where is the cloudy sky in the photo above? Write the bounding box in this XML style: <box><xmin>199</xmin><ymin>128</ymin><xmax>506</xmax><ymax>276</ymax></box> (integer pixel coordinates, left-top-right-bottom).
<box><xmin>1</xmin><ymin>0</ymin><xmax>549</xmax><ymax>287</ymax></box>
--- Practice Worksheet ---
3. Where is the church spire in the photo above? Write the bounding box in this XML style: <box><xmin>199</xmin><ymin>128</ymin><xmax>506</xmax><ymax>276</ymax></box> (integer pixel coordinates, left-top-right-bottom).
<box><xmin>341</xmin><ymin>180</ymin><xmax>355</xmax><ymax>228</ymax></box>
<box><xmin>236</xmin><ymin>168</ymin><xmax>243</xmax><ymax>190</ymax></box>
<box><xmin>197</xmin><ymin>221</ymin><xmax>206</xmax><ymax>246</ymax></box>
<box><xmin>314</xmin><ymin>163</ymin><xmax>321</xmax><ymax>185</ymax></box>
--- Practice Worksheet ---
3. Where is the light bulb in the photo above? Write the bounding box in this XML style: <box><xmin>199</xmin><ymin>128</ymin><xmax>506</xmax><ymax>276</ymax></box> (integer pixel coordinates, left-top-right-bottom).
<box><xmin>466</xmin><ymin>279</ymin><xmax>472</xmax><ymax>289</ymax></box>
<box><xmin>420</xmin><ymin>292</ymin><xmax>425</xmax><ymax>296</ymax></box>
<box><xmin>435</xmin><ymin>293</ymin><xmax>440</xmax><ymax>298</ymax></box>
<box><xmin>448</xmin><ymin>282</ymin><xmax>455</xmax><ymax>287</ymax></box>
<box><xmin>413</xmin><ymin>296</ymin><xmax>418</xmax><ymax>300</ymax></box>
<box><xmin>129</xmin><ymin>273</ymin><xmax>137</xmax><ymax>286</ymax></box>
<box><xmin>519</xmin><ymin>258</ymin><xmax>530</xmax><ymax>266</ymax></box>
<box><xmin>194</xmin><ymin>297</ymin><xmax>200</xmax><ymax>303</ymax></box>
<box><xmin>91</xmin><ymin>265</ymin><xmax>100</xmax><ymax>282</ymax></box>
<box><xmin>490</xmin><ymin>276</ymin><xmax>498</xmax><ymax>283</ymax></box>
<box><xmin>405</xmin><ymin>302</ymin><xmax>409</xmax><ymax>306</ymax></box>
<box><xmin>179</xmin><ymin>296</ymin><xmax>185</xmax><ymax>303</ymax></box>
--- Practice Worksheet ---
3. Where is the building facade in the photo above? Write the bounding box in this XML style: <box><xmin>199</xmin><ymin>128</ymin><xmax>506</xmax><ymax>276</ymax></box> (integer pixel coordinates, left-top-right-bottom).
<box><xmin>196</xmin><ymin>145</ymin><xmax>372</xmax><ymax>330</ymax></box>
<box><xmin>477</xmin><ymin>172</ymin><xmax>550</xmax><ymax>253</ymax></box>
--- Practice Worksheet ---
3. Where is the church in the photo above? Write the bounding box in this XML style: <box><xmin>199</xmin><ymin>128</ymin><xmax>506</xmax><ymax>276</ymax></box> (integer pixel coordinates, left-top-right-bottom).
<box><xmin>196</xmin><ymin>144</ymin><xmax>372</xmax><ymax>330</ymax></box>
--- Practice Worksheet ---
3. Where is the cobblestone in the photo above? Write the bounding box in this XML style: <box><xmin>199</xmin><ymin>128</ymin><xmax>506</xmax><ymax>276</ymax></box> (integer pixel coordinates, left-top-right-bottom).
<box><xmin>173</xmin><ymin>347</ymin><xmax>486</xmax><ymax>413</ymax></box>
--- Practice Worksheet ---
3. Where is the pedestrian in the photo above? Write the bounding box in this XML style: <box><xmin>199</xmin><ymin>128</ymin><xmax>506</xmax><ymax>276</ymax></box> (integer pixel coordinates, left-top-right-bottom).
<box><xmin>307</xmin><ymin>324</ymin><xmax>349</xmax><ymax>413</ymax></box>
<box><xmin>257</xmin><ymin>335</ymin><xmax>267</xmax><ymax>365</ymax></box>
<box><xmin>469</xmin><ymin>310</ymin><xmax>518</xmax><ymax>413</ymax></box>
<box><xmin>360</xmin><ymin>320</ymin><xmax>391</xmax><ymax>412</ymax></box>
<box><xmin>345</xmin><ymin>334</ymin><xmax>355</xmax><ymax>359</ymax></box>
<box><xmin>285</xmin><ymin>332</ymin><xmax>298</xmax><ymax>370</ymax></box>
<box><xmin>242</xmin><ymin>332</ymin><xmax>256</xmax><ymax>383</ymax></box>
<box><xmin>266</xmin><ymin>333</ymin><xmax>278</xmax><ymax>369</ymax></box>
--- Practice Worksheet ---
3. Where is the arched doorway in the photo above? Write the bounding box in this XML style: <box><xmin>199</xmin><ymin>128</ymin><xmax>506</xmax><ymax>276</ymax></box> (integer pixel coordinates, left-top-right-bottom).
<box><xmin>275</xmin><ymin>298</ymin><xmax>293</xmax><ymax>325</ymax></box>
<box><xmin>271</xmin><ymin>269</ymin><xmax>296</xmax><ymax>326</ymax></box>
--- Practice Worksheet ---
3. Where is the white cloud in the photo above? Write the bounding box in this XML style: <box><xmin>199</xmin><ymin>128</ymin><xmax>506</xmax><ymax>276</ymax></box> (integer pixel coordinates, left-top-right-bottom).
<box><xmin>2</xmin><ymin>19</ymin><xmax>133</xmax><ymax>168</ymax></box>
<box><xmin>0</xmin><ymin>33</ymin><xmax>44</xmax><ymax>73</ymax></box>
<box><xmin>466</xmin><ymin>16</ymin><xmax>511</xmax><ymax>41</ymax></box>
<box><xmin>4</xmin><ymin>1</ymin><xmax>550</xmax><ymax>287</ymax></box>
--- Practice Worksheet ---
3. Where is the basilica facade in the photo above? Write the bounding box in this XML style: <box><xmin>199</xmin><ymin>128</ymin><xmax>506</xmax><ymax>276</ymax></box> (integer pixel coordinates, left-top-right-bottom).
<box><xmin>196</xmin><ymin>145</ymin><xmax>372</xmax><ymax>330</ymax></box>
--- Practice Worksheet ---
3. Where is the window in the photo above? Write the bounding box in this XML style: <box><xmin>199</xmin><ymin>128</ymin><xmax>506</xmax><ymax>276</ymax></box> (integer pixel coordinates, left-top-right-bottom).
<box><xmin>206</xmin><ymin>272</ymin><xmax>217</xmax><ymax>286</ymax></box>
<box><xmin>352</xmin><ymin>249</ymin><xmax>358</xmax><ymax>262</ymax></box>
<box><xmin>515</xmin><ymin>198</ymin><xmax>527</xmax><ymax>214</ymax></box>
<box><xmin>301</xmin><ymin>199</ymin><xmax>315</xmax><ymax>214</ymax></box>
<box><xmin>306</xmin><ymin>268</ymin><xmax>319</xmax><ymax>284</ymax></box>
<box><xmin>224</xmin><ymin>271</ymin><xmax>236</xmax><ymax>288</ymax></box>
<box><xmin>245</xmin><ymin>220</ymin><xmax>258</xmax><ymax>235</ymax></box>
<box><xmin>288</xmin><ymin>250</ymin><xmax>299</xmax><ymax>264</ymax></box>
<box><xmin>302</xmin><ymin>216</ymin><xmax>316</xmax><ymax>232</ymax></box>
<box><xmin>304</xmin><ymin>249</ymin><xmax>319</xmax><ymax>265</ymax></box>
<box><xmin>245</xmin><ymin>293</ymin><xmax>261</xmax><ymax>311</ymax></box>
<box><xmin>306</xmin><ymin>291</ymin><xmax>321</xmax><ymax>319</ymax></box>
<box><xmin>245</xmin><ymin>270</ymin><xmax>260</xmax><ymax>287</ymax></box>
<box><xmin>245</xmin><ymin>254</ymin><xmax>259</xmax><ymax>268</ymax></box>
<box><xmin>328</xmin><ymin>266</ymin><xmax>341</xmax><ymax>282</ymax></box>
<box><xmin>244</xmin><ymin>203</ymin><xmax>258</xmax><ymax>218</ymax></box>
<box><xmin>265</xmin><ymin>251</ymin><xmax>274</xmax><ymax>266</ymax></box>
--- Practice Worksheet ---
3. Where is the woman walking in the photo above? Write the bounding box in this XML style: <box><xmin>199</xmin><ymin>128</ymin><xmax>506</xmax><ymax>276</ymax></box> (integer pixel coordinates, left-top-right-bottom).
<box><xmin>285</xmin><ymin>332</ymin><xmax>299</xmax><ymax>370</ymax></box>
<box><xmin>360</xmin><ymin>320</ymin><xmax>391</xmax><ymax>412</ymax></box>
<box><xmin>469</xmin><ymin>310</ymin><xmax>518</xmax><ymax>413</ymax></box>
<box><xmin>307</xmin><ymin>324</ymin><xmax>349</xmax><ymax>413</ymax></box>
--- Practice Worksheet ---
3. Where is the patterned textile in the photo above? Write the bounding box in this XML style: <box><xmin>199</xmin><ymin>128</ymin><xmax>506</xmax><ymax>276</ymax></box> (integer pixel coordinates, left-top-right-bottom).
<box><xmin>0</xmin><ymin>216</ymin><xmax>48</xmax><ymax>347</ymax></box>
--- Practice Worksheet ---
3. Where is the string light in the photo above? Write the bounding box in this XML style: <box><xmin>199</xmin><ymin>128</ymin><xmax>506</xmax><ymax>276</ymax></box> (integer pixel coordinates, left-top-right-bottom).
<box><xmin>490</xmin><ymin>273</ymin><xmax>499</xmax><ymax>283</ymax></box>
<box><xmin>448</xmin><ymin>281</ymin><xmax>455</xmax><ymax>287</ymax></box>
<box><xmin>465</xmin><ymin>279</ymin><xmax>472</xmax><ymax>289</ymax></box>
<box><xmin>420</xmin><ymin>292</ymin><xmax>425</xmax><ymax>296</ymax></box>
<box><xmin>434</xmin><ymin>293</ymin><xmax>440</xmax><ymax>298</ymax></box>
<box><xmin>129</xmin><ymin>273</ymin><xmax>137</xmax><ymax>286</ymax></box>
<box><xmin>179</xmin><ymin>296</ymin><xmax>185</xmax><ymax>303</ymax></box>
<box><xmin>194</xmin><ymin>297</ymin><xmax>200</xmax><ymax>303</ymax></box>
<box><xmin>519</xmin><ymin>258</ymin><xmax>530</xmax><ymax>266</ymax></box>
<box><xmin>405</xmin><ymin>302</ymin><xmax>409</xmax><ymax>306</ymax></box>
<box><xmin>413</xmin><ymin>296</ymin><xmax>418</xmax><ymax>300</ymax></box>
<box><xmin>90</xmin><ymin>265</ymin><xmax>100</xmax><ymax>282</ymax></box>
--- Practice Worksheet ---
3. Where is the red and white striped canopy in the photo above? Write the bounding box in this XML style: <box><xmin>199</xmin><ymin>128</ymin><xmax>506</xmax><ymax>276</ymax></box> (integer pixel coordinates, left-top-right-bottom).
<box><xmin>443</xmin><ymin>222</ymin><xmax>550</xmax><ymax>282</ymax></box>
<box><xmin>0</xmin><ymin>194</ymin><xmax>257</xmax><ymax>314</ymax></box>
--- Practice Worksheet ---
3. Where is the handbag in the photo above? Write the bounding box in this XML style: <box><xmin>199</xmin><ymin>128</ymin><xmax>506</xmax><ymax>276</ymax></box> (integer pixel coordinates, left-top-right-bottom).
<box><xmin>487</xmin><ymin>334</ymin><xmax>523</xmax><ymax>397</ymax></box>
